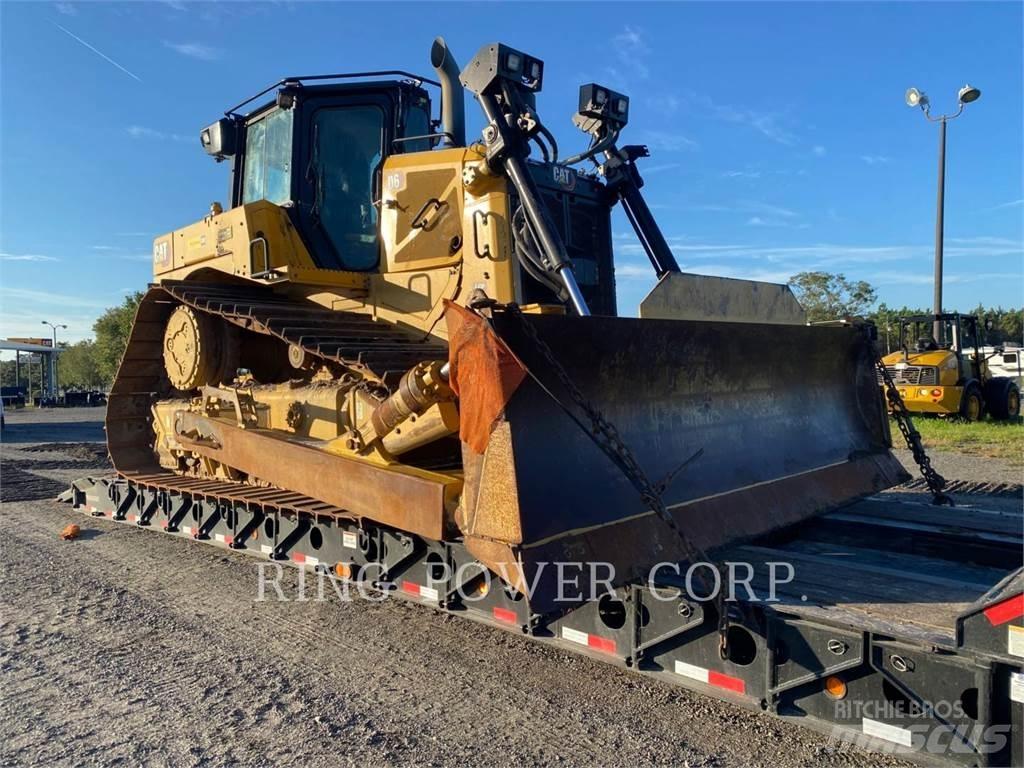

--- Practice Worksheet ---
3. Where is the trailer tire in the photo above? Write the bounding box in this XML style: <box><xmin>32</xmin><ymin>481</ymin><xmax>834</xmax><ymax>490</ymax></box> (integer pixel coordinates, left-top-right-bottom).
<box><xmin>958</xmin><ymin>381</ymin><xmax>985</xmax><ymax>422</ymax></box>
<box><xmin>984</xmin><ymin>377</ymin><xmax>1020</xmax><ymax>421</ymax></box>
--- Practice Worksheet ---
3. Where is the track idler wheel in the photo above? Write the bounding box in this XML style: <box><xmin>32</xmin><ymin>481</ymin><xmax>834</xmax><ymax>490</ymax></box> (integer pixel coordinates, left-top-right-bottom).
<box><xmin>163</xmin><ymin>305</ymin><xmax>238</xmax><ymax>390</ymax></box>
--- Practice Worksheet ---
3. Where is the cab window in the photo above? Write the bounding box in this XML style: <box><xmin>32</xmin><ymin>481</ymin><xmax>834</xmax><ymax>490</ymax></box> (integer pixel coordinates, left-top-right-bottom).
<box><xmin>306</xmin><ymin>105</ymin><xmax>384</xmax><ymax>271</ymax></box>
<box><xmin>243</xmin><ymin>108</ymin><xmax>293</xmax><ymax>205</ymax></box>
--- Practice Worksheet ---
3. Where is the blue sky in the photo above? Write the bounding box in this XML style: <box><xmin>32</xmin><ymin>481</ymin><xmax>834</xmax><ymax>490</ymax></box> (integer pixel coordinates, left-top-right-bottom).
<box><xmin>1</xmin><ymin>1</ymin><xmax>1021</xmax><ymax>345</ymax></box>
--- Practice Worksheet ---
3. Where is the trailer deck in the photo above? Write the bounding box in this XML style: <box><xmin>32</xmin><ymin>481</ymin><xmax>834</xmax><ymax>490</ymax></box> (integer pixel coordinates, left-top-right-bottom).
<box><xmin>720</xmin><ymin>494</ymin><xmax>1023</xmax><ymax>648</ymax></box>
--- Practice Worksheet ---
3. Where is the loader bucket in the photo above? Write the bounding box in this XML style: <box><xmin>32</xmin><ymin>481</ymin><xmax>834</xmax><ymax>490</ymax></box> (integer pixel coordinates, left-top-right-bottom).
<box><xmin>455</xmin><ymin>309</ymin><xmax>909</xmax><ymax>612</ymax></box>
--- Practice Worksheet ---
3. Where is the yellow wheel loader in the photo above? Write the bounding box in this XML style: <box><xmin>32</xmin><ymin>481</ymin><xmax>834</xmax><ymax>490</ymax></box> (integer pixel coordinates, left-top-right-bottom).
<box><xmin>879</xmin><ymin>312</ymin><xmax>1021</xmax><ymax>422</ymax></box>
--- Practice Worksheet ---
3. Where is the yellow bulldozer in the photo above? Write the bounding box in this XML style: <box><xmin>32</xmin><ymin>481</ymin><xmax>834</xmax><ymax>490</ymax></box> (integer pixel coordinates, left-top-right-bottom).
<box><xmin>100</xmin><ymin>38</ymin><xmax>909</xmax><ymax>610</ymax></box>
<box><xmin>879</xmin><ymin>312</ymin><xmax>1021</xmax><ymax>422</ymax></box>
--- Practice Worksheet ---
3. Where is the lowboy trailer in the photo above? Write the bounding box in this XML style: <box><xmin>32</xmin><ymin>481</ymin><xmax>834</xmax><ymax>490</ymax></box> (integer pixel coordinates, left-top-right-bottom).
<box><xmin>62</xmin><ymin>476</ymin><xmax>1023</xmax><ymax>766</ymax></box>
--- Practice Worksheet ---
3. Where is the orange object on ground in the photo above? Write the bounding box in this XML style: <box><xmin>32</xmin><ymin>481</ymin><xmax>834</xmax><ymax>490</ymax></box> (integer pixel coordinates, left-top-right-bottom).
<box><xmin>443</xmin><ymin>301</ymin><xmax>527</xmax><ymax>454</ymax></box>
<box><xmin>59</xmin><ymin>523</ymin><xmax>81</xmax><ymax>540</ymax></box>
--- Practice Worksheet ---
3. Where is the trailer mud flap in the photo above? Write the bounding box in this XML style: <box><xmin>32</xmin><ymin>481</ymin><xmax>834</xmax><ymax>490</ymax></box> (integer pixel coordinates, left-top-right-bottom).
<box><xmin>457</xmin><ymin>311</ymin><xmax>908</xmax><ymax>611</ymax></box>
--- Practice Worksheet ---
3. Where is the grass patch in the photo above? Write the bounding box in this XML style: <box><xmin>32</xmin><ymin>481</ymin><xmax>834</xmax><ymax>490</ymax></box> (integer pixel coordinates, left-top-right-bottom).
<box><xmin>894</xmin><ymin>416</ymin><xmax>1024</xmax><ymax>463</ymax></box>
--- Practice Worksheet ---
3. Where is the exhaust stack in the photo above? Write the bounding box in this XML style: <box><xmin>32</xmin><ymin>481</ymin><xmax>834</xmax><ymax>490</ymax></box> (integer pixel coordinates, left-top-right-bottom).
<box><xmin>430</xmin><ymin>37</ymin><xmax>466</xmax><ymax>146</ymax></box>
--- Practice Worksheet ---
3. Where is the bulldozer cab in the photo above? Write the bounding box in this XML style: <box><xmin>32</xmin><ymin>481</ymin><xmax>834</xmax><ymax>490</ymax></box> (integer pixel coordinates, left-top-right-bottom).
<box><xmin>202</xmin><ymin>78</ymin><xmax>434</xmax><ymax>273</ymax></box>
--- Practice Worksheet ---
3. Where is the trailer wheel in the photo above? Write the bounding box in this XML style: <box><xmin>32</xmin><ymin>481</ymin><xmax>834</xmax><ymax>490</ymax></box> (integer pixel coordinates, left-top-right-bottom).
<box><xmin>958</xmin><ymin>382</ymin><xmax>985</xmax><ymax>422</ymax></box>
<box><xmin>984</xmin><ymin>377</ymin><xmax>1020</xmax><ymax>421</ymax></box>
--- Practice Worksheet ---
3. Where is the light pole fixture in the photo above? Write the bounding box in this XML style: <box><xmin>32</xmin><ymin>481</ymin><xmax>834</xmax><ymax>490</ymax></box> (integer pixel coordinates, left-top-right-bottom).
<box><xmin>41</xmin><ymin>320</ymin><xmax>67</xmax><ymax>397</ymax></box>
<box><xmin>905</xmin><ymin>84</ymin><xmax>981</xmax><ymax>343</ymax></box>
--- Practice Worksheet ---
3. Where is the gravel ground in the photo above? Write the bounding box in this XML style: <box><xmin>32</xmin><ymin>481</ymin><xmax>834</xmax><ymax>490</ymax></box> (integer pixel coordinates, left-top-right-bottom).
<box><xmin>892</xmin><ymin>448</ymin><xmax>1022</xmax><ymax>487</ymax></box>
<box><xmin>2</xmin><ymin>407</ymin><xmax>1019</xmax><ymax>767</ymax></box>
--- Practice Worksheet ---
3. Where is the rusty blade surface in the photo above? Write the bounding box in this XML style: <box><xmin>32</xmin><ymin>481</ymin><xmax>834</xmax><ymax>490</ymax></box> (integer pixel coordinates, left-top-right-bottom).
<box><xmin>459</xmin><ymin>311</ymin><xmax>909</xmax><ymax>611</ymax></box>
<box><xmin>174</xmin><ymin>413</ymin><xmax>455</xmax><ymax>541</ymax></box>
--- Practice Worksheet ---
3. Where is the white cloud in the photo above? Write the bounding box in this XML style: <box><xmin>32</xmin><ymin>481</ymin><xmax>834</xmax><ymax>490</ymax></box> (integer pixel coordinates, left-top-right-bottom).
<box><xmin>163</xmin><ymin>40</ymin><xmax>221</xmax><ymax>61</ymax></box>
<box><xmin>641</xmin><ymin>163</ymin><xmax>680</xmax><ymax>175</ymax></box>
<box><xmin>872</xmin><ymin>270</ymin><xmax>1022</xmax><ymax>286</ymax></box>
<box><xmin>615</xmin><ymin>264</ymin><xmax>655</xmax><ymax>280</ymax></box>
<box><xmin>127</xmin><ymin>125</ymin><xmax>193</xmax><ymax>143</ymax></box>
<box><xmin>986</xmin><ymin>199</ymin><xmax>1023</xmax><ymax>211</ymax></box>
<box><xmin>811</xmin><ymin>145</ymin><xmax>826</xmax><ymax>157</ymax></box>
<box><xmin>612</xmin><ymin>26</ymin><xmax>649</xmax><ymax>73</ymax></box>
<box><xmin>0</xmin><ymin>286</ymin><xmax>110</xmax><ymax>309</ymax></box>
<box><xmin>55</xmin><ymin>2</ymin><xmax>78</xmax><ymax>15</ymax></box>
<box><xmin>746</xmin><ymin>216</ymin><xmax>809</xmax><ymax>229</ymax></box>
<box><xmin>696</xmin><ymin>94</ymin><xmax>798</xmax><ymax>146</ymax></box>
<box><xmin>741</xmin><ymin>201</ymin><xmax>799</xmax><ymax>219</ymax></box>
<box><xmin>640</xmin><ymin>130</ymin><xmax>698</xmax><ymax>152</ymax></box>
<box><xmin>615</xmin><ymin>236</ymin><xmax>1022</xmax><ymax>267</ymax></box>
<box><xmin>722</xmin><ymin>170</ymin><xmax>762</xmax><ymax>180</ymax></box>
<box><xmin>91</xmin><ymin>245</ymin><xmax>115</xmax><ymax>251</ymax></box>
<box><xmin>0</xmin><ymin>252</ymin><xmax>59</xmax><ymax>262</ymax></box>
<box><xmin>861</xmin><ymin>155</ymin><xmax>890</xmax><ymax>165</ymax></box>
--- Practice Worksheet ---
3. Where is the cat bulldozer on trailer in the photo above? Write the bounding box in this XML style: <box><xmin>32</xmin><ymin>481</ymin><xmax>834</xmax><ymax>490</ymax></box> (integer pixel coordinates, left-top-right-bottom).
<box><xmin>64</xmin><ymin>39</ymin><xmax>1023</xmax><ymax>765</ymax></box>
<box><xmin>879</xmin><ymin>312</ymin><xmax>1021</xmax><ymax>422</ymax></box>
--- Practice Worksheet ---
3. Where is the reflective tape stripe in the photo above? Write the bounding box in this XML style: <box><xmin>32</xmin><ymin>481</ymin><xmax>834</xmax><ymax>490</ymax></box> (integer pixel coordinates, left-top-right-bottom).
<box><xmin>492</xmin><ymin>607</ymin><xmax>517</xmax><ymax>624</ymax></box>
<box><xmin>674</xmin><ymin>660</ymin><xmax>709</xmax><ymax>684</ymax></box>
<box><xmin>561</xmin><ymin>627</ymin><xmax>617</xmax><ymax>654</ymax></box>
<box><xmin>674</xmin><ymin>660</ymin><xmax>746</xmax><ymax>695</ymax></box>
<box><xmin>862</xmin><ymin>717</ymin><xmax>913</xmax><ymax>747</ymax></box>
<box><xmin>401</xmin><ymin>581</ymin><xmax>439</xmax><ymax>601</ymax></box>
<box><xmin>984</xmin><ymin>594</ymin><xmax>1024</xmax><ymax>626</ymax></box>
<box><xmin>292</xmin><ymin>553</ymin><xmax>319</xmax><ymax>566</ymax></box>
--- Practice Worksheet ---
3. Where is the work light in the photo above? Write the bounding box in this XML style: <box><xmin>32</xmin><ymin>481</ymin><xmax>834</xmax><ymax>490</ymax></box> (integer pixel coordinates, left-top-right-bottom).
<box><xmin>905</xmin><ymin>87</ymin><xmax>927</xmax><ymax>108</ymax></box>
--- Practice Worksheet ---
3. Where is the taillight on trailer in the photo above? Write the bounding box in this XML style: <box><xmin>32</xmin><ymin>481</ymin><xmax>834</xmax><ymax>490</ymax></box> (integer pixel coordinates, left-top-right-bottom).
<box><xmin>983</xmin><ymin>593</ymin><xmax>1024</xmax><ymax>626</ymax></box>
<box><xmin>931</xmin><ymin>388</ymin><xmax>942</xmax><ymax>397</ymax></box>
<box><xmin>824</xmin><ymin>675</ymin><xmax>848</xmax><ymax>699</ymax></box>
<box><xmin>334</xmin><ymin>562</ymin><xmax>352</xmax><ymax>579</ymax></box>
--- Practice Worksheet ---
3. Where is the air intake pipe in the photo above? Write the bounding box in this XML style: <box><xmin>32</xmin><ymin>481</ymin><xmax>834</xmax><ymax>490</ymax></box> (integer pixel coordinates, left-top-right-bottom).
<box><xmin>430</xmin><ymin>37</ymin><xmax>466</xmax><ymax>147</ymax></box>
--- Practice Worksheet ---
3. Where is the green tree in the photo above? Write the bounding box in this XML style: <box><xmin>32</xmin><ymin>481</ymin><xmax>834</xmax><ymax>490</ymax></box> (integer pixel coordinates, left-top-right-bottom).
<box><xmin>59</xmin><ymin>340</ymin><xmax>105</xmax><ymax>390</ymax></box>
<box><xmin>93</xmin><ymin>292</ymin><xmax>144</xmax><ymax>384</ymax></box>
<box><xmin>789</xmin><ymin>271</ymin><xmax>877</xmax><ymax>322</ymax></box>
<box><xmin>0</xmin><ymin>359</ymin><xmax>16</xmax><ymax>388</ymax></box>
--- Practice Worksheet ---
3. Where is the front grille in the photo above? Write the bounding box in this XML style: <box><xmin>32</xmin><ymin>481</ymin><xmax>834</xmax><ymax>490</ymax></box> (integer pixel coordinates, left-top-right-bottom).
<box><xmin>876</xmin><ymin>366</ymin><xmax>938</xmax><ymax>386</ymax></box>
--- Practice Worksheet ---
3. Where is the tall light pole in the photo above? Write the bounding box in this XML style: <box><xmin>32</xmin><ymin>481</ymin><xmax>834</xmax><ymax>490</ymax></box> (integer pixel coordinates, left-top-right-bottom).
<box><xmin>41</xmin><ymin>320</ymin><xmax>67</xmax><ymax>397</ymax></box>
<box><xmin>905</xmin><ymin>84</ymin><xmax>981</xmax><ymax>344</ymax></box>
